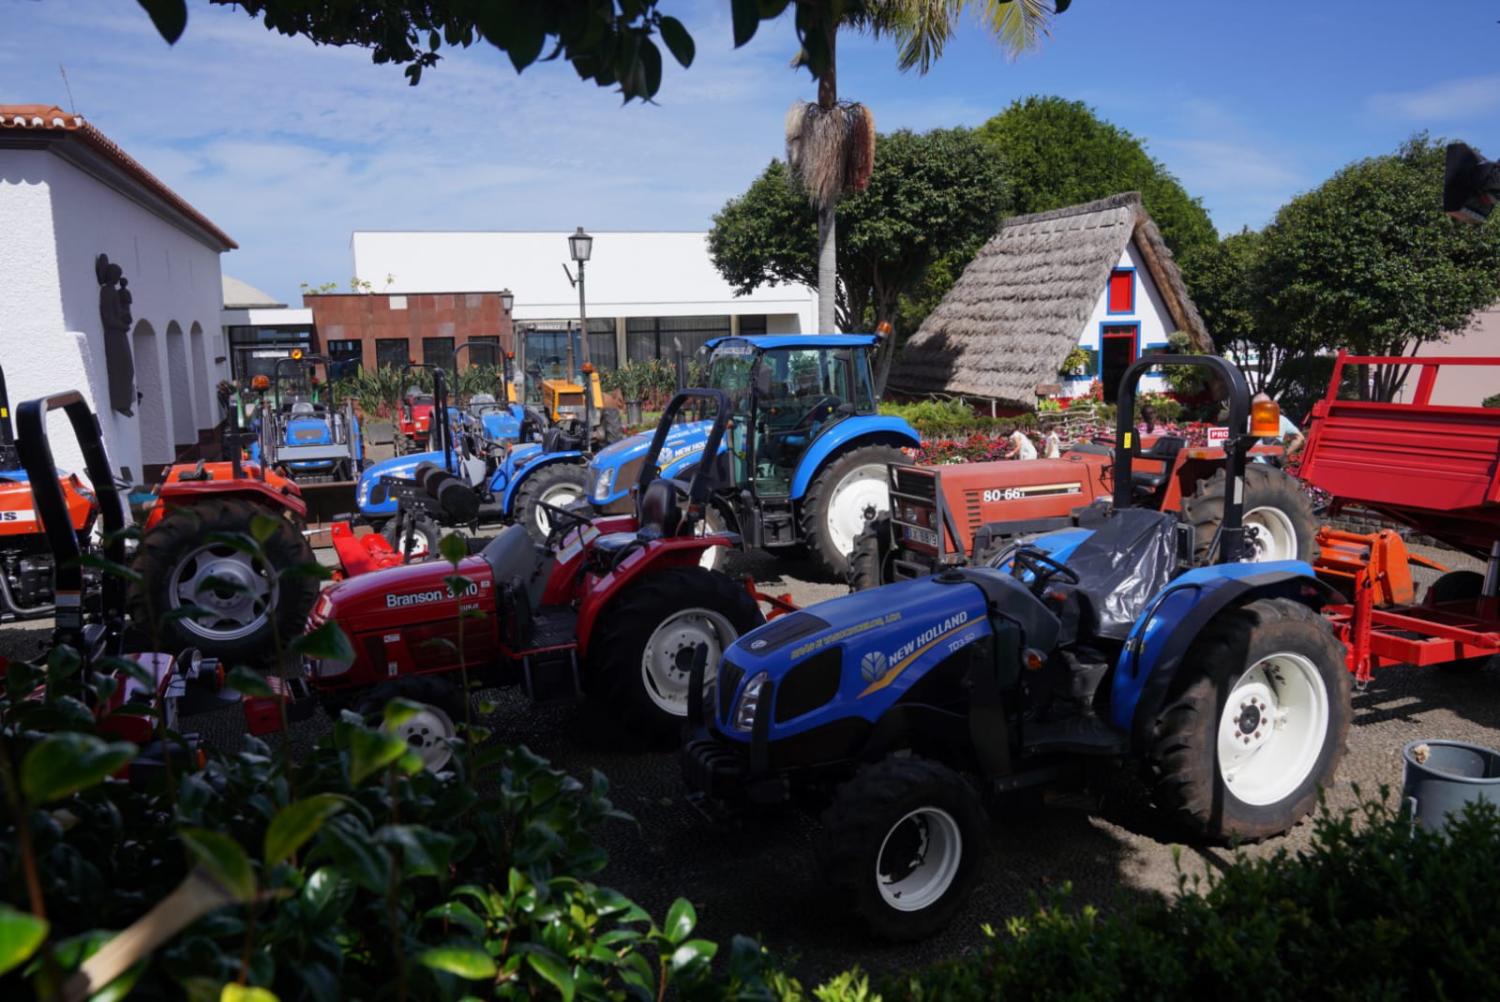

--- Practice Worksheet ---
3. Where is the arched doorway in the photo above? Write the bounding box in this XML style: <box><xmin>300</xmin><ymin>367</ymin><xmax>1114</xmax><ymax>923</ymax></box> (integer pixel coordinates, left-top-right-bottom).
<box><xmin>189</xmin><ymin>322</ymin><xmax>212</xmax><ymax>425</ymax></box>
<box><xmin>131</xmin><ymin>320</ymin><xmax>171</xmax><ymax>472</ymax></box>
<box><xmin>165</xmin><ymin>322</ymin><xmax>195</xmax><ymax>451</ymax></box>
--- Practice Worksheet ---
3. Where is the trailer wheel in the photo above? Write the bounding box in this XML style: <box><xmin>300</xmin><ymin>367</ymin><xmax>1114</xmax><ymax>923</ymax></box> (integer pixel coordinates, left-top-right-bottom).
<box><xmin>802</xmin><ymin>445</ymin><xmax>906</xmax><ymax>581</ymax></box>
<box><xmin>589</xmin><ymin>567</ymin><xmax>762</xmax><ymax>745</ymax></box>
<box><xmin>514</xmin><ymin>463</ymin><xmax>590</xmax><ymax>545</ymax></box>
<box><xmin>1181</xmin><ymin>465</ymin><xmax>1316</xmax><ymax>565</ymax></box>
<box><xmin>1149</xmin><ymin>597</ymin><xmax>1350</xmax><ymax>841</ymax></box>
<box><xmin>354</xmin><ymin>675</ymin><xmax>465</xmax><ymax>773</ymax></box>
<box><xmin>847</xmin><ymin>515</ymin><xmax>893</xmax><ymax>592</ymax></box>
<box><xmin>817</xmin><ymin>756</ymin><xmax>986</xmax><ymax>941</ymax></box>
<box><xmin>381</xmin><ymin>515</ymin><xmax>440</xmax><ymax>561</ymax></box>
<box><xmin>129</xmin><ymin>498</ymin><xmax>317</xmax><ymax>666</ymax></box>
<box><xmin>1426</xmin><ymin>571</ymin><xmax>1496</xmax><ymax>672</ymax></box>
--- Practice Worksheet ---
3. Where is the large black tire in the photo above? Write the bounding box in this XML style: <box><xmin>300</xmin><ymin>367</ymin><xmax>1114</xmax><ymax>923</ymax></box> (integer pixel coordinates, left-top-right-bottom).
<box><xmin>817</xmin><ymin>756</ymin><xmax>987</xmax><ymax>941</ymax></box>
<box><xmin>801</xmin><ymin>445</ymin><xmax>906</xmax><ymax>581</ymax></box>
<box><xmin>1180</xmin><ymin>465</ymin><xmax>1317</xmax><ymax>565</ymax></box>
<box><xmin>598</xmin><ymin>407</ymin><xmax>625</xmax><ymax>446</ymax></box>
<box><xmin>1426</xmin><ymin>571</ymin><xmax>1496</xmax><ymax>672</ymax></box>
<box><xmin>381</xmin><ymin>514</ymin><xmax>441</xmax><ymax>561</ymax></box>
<box><xmin>847</xmin><ymin>514</ymin><xmax>894</xmax><ymax>592</ymax></box>
<box><xmin>588</xmin><ymin>567</ymin><xmax>762</xmax><ymax>746</ymax></box>
<box><xmin>1148</xmin><ymin>597</ymin><xmax>1351</xmax><ymax>842</ymax></box>
<box><xmin>353</xmin><ymin>675</ymin><xmax>465</xmax><ymax>773</ymax></box>
<box><xmin>129</xmin><ymin>497</ymin><xmax>317</xmax><ymax>666</ymax></box>
<box><xmin>513</xmin><ymin>463</ymin><xmax>591</xmax><ymax>545</ymax></box>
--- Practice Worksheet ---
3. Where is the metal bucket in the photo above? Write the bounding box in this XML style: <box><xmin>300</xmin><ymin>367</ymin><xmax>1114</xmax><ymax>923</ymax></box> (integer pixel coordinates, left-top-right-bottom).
<box><xmin>1401</xmin><ymin>739</ymin><xmax>1500</xmax><ymax>832</ymax></box>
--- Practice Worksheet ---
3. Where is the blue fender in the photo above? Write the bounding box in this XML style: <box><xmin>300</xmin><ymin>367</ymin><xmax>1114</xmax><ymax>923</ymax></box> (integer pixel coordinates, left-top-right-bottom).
<box><xmin>500</xmin><ymin>449</ymin><xmax>586</xmax><ymax>514</ymax></box>
<box><xmin>789</xmin><ymin>416</ymin><xmax>919</xmax><ymax>500</ymax></box>
<box><xmin>1109</xmin><ymin>560</ymin><xmax>1341</xmax><ymax>751</ymax></box>
<box><xmin>586</xmin><ymin>420</ymin><xmax>715</xmax><ymax>507</ymax></box>
<box><xmin>356</xmin><ymin>449</ymin><xmax>453</xmax><ymax>517</ymax></box>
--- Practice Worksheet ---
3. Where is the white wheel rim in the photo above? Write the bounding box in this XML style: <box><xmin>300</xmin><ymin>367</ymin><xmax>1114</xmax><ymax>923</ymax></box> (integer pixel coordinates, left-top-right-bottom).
<box><xmin>1217</xmin><ymin>651</ymin><xmax>1329</xmax><ymax>806</ymax></box>
<box><xmin>168</xmin><ymin>543</ymin><xmax>277</xmax><ymax>642</ymax></box>
<box><xmin>697</xmin><ymin>508</ymin><xmax>726</xmax><ymax>571</ymax></box>
<box><xmin>394</xmin><ymin>702</ymin><xmax>456</xmax><ymax>772</ymax></box>
<box><xmin>875</xmin><ymin>806</ymin><xmax>963</xmax><ymax>913</ymax></box>
<box><xmin>535</xmin><ymin>481</ymin><xmax>584</xmax><ymax>535</ymax></box>
<box><xmin>1243</xmin><ymin>506</ymin><xmax>1298</xmax><ymax>562</ymax></box>
<box><xmin>826</xmin><ymin>463</ymin><xmax>891</xmax><ymax>560</ymax></box>
<box><xmin>640</xmin><ymin>607</ymin><xmax>737</xmax><ymax>716</ymax></box>
<box><xmin>393</xmin><ymin>527</ymin><xmax>431</xmax><ymax>558</ymax></box>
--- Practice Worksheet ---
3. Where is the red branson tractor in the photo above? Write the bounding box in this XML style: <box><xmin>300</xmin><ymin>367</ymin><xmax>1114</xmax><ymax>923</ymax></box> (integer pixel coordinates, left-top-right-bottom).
<box><xmin>245</xmin><ymin>389</ymin><xmax>763</xmax><ymax>765</ymax></box>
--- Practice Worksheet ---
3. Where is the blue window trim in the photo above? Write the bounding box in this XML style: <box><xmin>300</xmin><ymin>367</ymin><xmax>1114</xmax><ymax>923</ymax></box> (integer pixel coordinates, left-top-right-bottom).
<box><xmin>1096</xmin><ymin>321</ymin><xmax>1141</xmax><ymax>376</ymax></box>
<box><xmin>1106</xmin><ymin>266</ymin><xmax>1136</xmax><ymax>316</ymax></box>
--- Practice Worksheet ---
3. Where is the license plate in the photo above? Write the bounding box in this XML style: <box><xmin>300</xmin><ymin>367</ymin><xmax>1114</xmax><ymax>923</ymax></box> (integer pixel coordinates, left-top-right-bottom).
<box><xmin>903</xmin><ymin>525</ymin><xmax>938</xmax><ymax>547</ymax></box>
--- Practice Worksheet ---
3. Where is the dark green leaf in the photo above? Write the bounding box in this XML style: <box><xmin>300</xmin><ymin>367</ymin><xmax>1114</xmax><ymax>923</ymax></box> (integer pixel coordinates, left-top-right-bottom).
<box><xmin>639</xmin><ymin>37</ymin><xmax>663</xmax><ymax>99</ymax></box>
<box><xmin>291</xmin><ymin>621</ymin><xmax>355</xmax><ymax>663</ymax></box>
<box><xmin>730</xmin><ymin>0</ymin><xmax>761</xmax><ymax>47</ymax></box>
<box><xmin>250</xmin><ymin>513</ymin><xmax>281</xmax><ymax>545</ymax></box>
<box><xmin>526</xmin><ymin>952</ymin><xmax>575</xmax><ymax>1001</ymax></box>
<box><xmin>663</xmin><ymin>897</ymin><xmax>696</xmax><ymax>944</ymax></box>
<box><xmin>225</xmin><ymin>666</ymin><xmax>275</xmax><ymax>699</ymax></box>
<box><xmin>220</xmin><ymin>985</ymin><xmax>278</xmax><ymax>1002</ymax></box>
<box><xmin>419</xmin><ymin>946</ymin><xmax>497</xmax><ymax>980</ymax></box>
<box><xmin>21</xmin><ymin>733</ymin><xmax>137</xmax><ymax>804</ymax></box>
<box><xmin>348</xmin><ymin>728</ymin><xmax>408</xmax><ymax>784</ymax></box>
<box><xmin>658</xmin><ymin>16</ymin><xmax>694</xmax><ymax>68</ymax></box>
<box><xmin>670</xmin><ymin>938</ymin><xmax>718</xmax><ymax>972</ymax></box>
<box><xmin>181</xmin><ymin>827</ymin><xmax>256</xmax><ymax>902</ymax></box>
<box><xmin>382</xmin><ymin>698</ymin><xmax>423</xmax><ymax>729</ymax></box>
<box><xmin>265</xmin><ymin>794</ymin><xmax>349</xmax><ymax>866</ymax></box>
<box><xmin>135</xmin><ymin>0</ymin><xmax>187</xmax><ymax>44</ymax></box>
<box><xmin>0</xmin><ymin>904</ymin><xmax>48</xmax><ymax>976</ymax></box>
<box><xmin>438</xmin><ymin>531</ymin><xmax>468</xmax><ymax>565</ymax></box>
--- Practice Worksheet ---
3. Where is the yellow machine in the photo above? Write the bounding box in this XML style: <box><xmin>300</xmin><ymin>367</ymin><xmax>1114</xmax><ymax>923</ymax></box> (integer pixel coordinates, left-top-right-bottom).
<box><xmin>541</xmin><ymin>363</ymin><xmax>605</xmax><ymax>423</ymax></box>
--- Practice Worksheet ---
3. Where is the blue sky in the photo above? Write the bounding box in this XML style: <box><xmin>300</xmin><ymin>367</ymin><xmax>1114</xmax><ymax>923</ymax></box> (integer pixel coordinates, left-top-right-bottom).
<box><xmin>6</xmin><ymin>1</ymin><xmax>1500</xmax><ymax>303</ymax></box>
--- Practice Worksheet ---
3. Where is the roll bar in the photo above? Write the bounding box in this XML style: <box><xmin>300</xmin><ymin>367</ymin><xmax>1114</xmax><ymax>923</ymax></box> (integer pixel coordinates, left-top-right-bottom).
<box><xmin>1112</xmin><ymin>354</ymin><xmax>1252</xmax><ymax>564</ymax></box>
<box><xmin>15</xmin><ymin>391</ymin><xmax>128</xmax><ymax>646</ymax></box>
<box><xmin>637</xmin><ymin>388</ymin><xmax>733</xmax><ymax>509</ymax></box>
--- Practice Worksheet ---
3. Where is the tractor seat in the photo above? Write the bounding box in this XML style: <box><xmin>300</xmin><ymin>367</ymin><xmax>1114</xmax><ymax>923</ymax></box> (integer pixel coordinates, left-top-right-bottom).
<box><xmin>1130</xmin><ymin>436</ymin><xmax>1185</xmax><ymax>493</ymax></box>
<box><xmin>542</xmin><ymin>426</ymin><xmax>585</xmax><ymax>453</ymax></box>
<box><xmin>470</xmin><ymin>393</ymin><xmax>497</xmax><ymax>406</ymax></box>
<box><xmin>590</xmin><ymin>479</ymin><xmax>686</xmax><ymax>560</ymax></box>
<box><xmin>290</xmin><ymin>401</ymin><xmax>317</xmax><ymax>416</ymax></box>
<box><xmin>480</xmin><ymin>524</ymin><xmax>550</xmax><ymax>608</ymax></box>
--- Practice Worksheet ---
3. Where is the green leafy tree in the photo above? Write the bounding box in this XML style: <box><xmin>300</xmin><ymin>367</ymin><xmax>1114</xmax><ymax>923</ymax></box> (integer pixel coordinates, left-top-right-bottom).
<box><xmin>709</xmin><ymin>127</ymin><xmax>1009</xmax><ymax>385</ymax></box>
<box><xmin>977</xmin><ymin>96</ymin><xmax>1218</xmax><ymax>270</ymax></box>
<box><xmin>1256</xmin><ymin>135</ymin><xmax>1500</xmax><ymax>400</ymax></box>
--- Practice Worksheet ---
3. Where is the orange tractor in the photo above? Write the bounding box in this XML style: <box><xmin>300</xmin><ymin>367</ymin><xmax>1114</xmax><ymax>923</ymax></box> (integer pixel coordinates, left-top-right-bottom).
<box><xmin>852</xmin><ymin>404</ymin><xmax>1315</xmax><ymax>588</ymax></box>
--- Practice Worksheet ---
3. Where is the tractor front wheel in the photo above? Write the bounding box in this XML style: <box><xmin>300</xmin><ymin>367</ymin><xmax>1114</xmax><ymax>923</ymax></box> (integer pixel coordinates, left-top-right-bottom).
<box><xmin>514</xmin><ymin>463</ymin><xmax>591</xmax><ymax>546</ymax></box>
<box><xmin>847</xmin><ymin>515</ymin><xmax>894</xmax><ymax>592</ymax></box>
<box><xmin>589</xmin><ymin>567</ymin><xmax>762</xmax><ymax>745</ymax></box>
<box><xmin>817</xmin><ymin>756</ymin><xmax>987</xmax><ymax>941</ymax></box>
<box><xmin>354</xmin><ymin>675</ymin><xmax>465</xmax><ymax>773</ymax></box>
<box><xmin>381</xmin><ymin>515</ymin><xmax>440</xmax><ymax>561</ymax></box>
<box><xmin>129</xmin><ymin>498</ymin><xmax>317</xmax><ymax>666</ymax></box>
<box><xmin>1149</xmin><ymin>597</ymin><xmax>1350</xmax><ymax>841</ymax></box>
<box><xmin>802</xmin><ymin>445</ymin><xmax>905</xmax><ymax>581</ymax></box>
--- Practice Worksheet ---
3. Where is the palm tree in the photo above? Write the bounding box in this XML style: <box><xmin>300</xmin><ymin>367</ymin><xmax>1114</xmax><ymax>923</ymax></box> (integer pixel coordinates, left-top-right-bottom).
<box><xmin>784</xmin><ymin>1</ymin><xmax>1067</xmax><ymax>335</ymax></box>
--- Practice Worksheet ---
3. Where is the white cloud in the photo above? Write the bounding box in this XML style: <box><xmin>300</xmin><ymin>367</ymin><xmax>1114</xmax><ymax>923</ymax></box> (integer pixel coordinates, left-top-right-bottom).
<box><xmin>1368</xmin><ymin>75</ymin><xmax>1500</xmax><ymax>121</ymax></box>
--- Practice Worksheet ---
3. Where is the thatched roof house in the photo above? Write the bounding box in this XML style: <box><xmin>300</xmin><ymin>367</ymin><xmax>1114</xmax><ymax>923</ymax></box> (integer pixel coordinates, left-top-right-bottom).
<box><xmin>896</xmin><ymin>192</ymin><xmax>1213</xmax><ymax>408</ymax></box>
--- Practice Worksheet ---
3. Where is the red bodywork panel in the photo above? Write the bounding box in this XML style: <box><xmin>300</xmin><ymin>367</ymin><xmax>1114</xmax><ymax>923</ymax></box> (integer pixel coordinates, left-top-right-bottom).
<box><xmin>0</xmin><ymin>472</ymin><xmax>95</xmax><ymax>538</ymax></box>
<box><xmin>329</xmin><ymin>521</ymin><xmax>403</xmax><ymax>578</ymax></box>
<box><xmin>397</xmin><ymin>400</ymin><xmax>434</xmax><ymax>443</ymax></box>
<box><xmin>145</xmin><ymin>462</ymin><xmax>307</xmax><ymax>530</ymax></box>
<box><xmin>1300</xmin><ymin>353</ymin><xmax>1500</xmax><ymax>558</ymax></box>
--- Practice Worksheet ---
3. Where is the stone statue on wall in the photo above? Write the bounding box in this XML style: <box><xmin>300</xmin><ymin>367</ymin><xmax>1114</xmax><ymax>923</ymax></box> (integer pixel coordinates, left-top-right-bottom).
<box><xmin>95</xmin><ymin>253</ymin><xmax>136</xmax><ymax>417</ymax></box>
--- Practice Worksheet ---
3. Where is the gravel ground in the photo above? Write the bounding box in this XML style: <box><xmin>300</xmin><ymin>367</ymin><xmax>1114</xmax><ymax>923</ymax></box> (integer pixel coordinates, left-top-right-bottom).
<box><xmin>3</xmin><ymin>543</ymin><xmax>1493</xmax><ymax>983</ymax></box>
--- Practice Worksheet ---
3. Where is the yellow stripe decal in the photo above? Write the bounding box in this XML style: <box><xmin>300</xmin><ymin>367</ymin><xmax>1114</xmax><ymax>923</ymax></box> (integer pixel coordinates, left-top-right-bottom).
<box><xmin>858</xmin><ymin>621</ymin><xmax>973</xmax><ymax>698</ymax></box>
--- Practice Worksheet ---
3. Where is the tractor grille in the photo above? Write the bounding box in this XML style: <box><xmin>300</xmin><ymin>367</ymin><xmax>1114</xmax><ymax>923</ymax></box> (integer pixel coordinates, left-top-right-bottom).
<box><xmin>717</xmin><ymin>658</ymin><xmax>745</xmax><ymax>722</ymax></box>
<box><xmin>890</xmin><ymin>465</ymin><xmax>936</xmax><ymax>501</ymax></box>
<box><xmin>963</xmin><ymin>490</ymin><xmax>984</xmax><ymax>535</ymax></box>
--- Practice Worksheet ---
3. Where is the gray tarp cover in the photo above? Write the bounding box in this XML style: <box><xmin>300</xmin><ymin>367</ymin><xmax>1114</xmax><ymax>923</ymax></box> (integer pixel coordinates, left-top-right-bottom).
<box><xmin>1064</xmin><ymin>507</ymin><xmax>1180</xmax><ymax>640</ymax></box>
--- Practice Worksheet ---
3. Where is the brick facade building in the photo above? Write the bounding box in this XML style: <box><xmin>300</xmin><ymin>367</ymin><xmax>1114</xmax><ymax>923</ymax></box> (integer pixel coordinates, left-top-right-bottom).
<box><xmin>304</xmin><ymin>291</ymin><xmax>514</xmax><ymax>373</ymax></box>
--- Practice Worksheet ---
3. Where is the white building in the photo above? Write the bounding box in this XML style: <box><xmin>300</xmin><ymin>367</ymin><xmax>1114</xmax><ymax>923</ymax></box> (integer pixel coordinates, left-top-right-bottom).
<box><xmin>349</xmin><ymin>230</ymin><xmax>817</xmax><ymax>368</ymax></box>
<box><xmin>0</xmin><ymin>105</ymin><xmax>234</xmax><ymax>481</ymax></box>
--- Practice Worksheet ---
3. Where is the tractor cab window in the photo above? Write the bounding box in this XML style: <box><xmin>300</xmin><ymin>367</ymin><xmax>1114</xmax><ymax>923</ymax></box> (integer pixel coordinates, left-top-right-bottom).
<box><xmin>752</xmin><ymin>347</ymin><xmax>860</xmax><ymax>496</ymax></box>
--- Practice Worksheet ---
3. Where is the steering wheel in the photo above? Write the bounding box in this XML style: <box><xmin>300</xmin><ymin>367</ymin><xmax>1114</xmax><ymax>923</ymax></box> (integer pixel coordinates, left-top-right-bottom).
<box><xmin>789</xmin><ymin>395</ymin><xmax>842</xmax><ymax>434</ymax></box>
<box><xmin>536</xmin><ymin>500</ymin><xmax>593</xmax><ymax>545</ymax></box>
<box><xmin>1010</xmin><ymin>545</ymin><xmax>1080</xmax><ymax>595</ymax></box>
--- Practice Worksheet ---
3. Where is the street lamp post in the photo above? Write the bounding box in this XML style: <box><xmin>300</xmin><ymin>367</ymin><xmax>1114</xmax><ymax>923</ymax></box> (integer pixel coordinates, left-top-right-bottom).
<box><xmin>563</xmin><ymin>226</ymin><xmax>594</xmax><ymax>371</ymax></box>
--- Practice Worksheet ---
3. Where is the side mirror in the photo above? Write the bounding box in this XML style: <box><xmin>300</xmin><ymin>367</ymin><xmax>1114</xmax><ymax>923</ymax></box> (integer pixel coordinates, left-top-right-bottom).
<box><xmin>754</xmin><ymin>365</ymin><xmax>772</xmax><ymax>397</ymax></box>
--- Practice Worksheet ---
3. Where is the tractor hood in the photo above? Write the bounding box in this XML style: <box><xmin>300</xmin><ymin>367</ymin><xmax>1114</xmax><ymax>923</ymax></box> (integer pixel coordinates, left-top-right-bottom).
<box><xmin>480</xmin><ymin>406</ymin><xmax>524</xmax><ymax>442</ymax></box>
<box><xmin>714</xmin><ymin>575</ymin><xmax>993</xmax><ymax>739</ymax></box>
<box><xmin>357</xmin><ymin>450</ymin><xmax>446</xmax><ymax>516</ymax></box>
<box><xmin>314</xmin><ymin>553</ymin><xmax>494</xmax><ymax>635</ymax></box>
<box><xmin>587</xmin><ymin>419</ymin><xmax>717</xmax><ymax>507</ymax></box>
<box><xmin>287</xmin><ymin>417</ymin><xmax>332</xmax><ymax>444</ymax></box>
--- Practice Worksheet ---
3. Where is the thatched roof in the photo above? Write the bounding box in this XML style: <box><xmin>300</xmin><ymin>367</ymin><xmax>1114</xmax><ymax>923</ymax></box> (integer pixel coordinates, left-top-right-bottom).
<box><xmin>895</xmin><ymin>192</ymin><xmax>1213</xmax><ymax>407</ymax></box>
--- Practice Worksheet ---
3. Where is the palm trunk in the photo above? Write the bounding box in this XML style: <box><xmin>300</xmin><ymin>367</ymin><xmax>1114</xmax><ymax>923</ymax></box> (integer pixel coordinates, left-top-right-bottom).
<box><xmin>816</xmin><ymin>22</ymin><xmax>839</xmax><ymax>333</ymax></box>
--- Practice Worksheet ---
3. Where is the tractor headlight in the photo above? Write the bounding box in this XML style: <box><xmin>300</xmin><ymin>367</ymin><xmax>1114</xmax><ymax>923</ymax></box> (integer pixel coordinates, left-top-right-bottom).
<box><xmin>593</xmin><ymin>467</ymin><xmax>614</xmax><ymax>501</ymax></box>
<box><xmin>731</xmin><ymin>672</ymin><xmax>768</xmax><ymax>733</ymax></box>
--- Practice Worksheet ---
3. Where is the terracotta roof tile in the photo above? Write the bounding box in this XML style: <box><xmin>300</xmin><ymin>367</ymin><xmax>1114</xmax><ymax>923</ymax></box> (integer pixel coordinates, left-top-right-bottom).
<box><xmin>0</xmin><ymin>104</ymin><xmax>236</xmax><ymax>250</ymax></box>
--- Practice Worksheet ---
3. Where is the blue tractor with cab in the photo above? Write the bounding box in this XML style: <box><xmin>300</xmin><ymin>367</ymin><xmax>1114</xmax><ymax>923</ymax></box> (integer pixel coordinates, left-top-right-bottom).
<box><xmin>681</xmin><ymin>354</ymin><xmax>1351</xmax><ymax>940</ymax></box>
<box><xmin>586</xmin><ymin>334</ymin><xmax>919</xmax><ymax>578</ymax></box>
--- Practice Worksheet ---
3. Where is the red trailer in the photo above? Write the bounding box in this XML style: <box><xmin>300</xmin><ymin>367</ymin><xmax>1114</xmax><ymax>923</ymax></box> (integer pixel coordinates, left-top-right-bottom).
<box><xmin>1300</xmin><ymin>352</ymin><xmax>1500</xmax><ymax>680</ymax></box>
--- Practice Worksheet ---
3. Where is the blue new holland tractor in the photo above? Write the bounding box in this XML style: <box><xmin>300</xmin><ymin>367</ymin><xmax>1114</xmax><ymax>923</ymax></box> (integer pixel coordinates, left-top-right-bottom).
<box><xmin>586</xmin><ymin>334</ymin><xmax>919</xmax><ymax>578</ymax></box>
<box><xmin>682</xmin><ymin>355</ymin><xmax>1352</xmax><ymax>940</ymax></box>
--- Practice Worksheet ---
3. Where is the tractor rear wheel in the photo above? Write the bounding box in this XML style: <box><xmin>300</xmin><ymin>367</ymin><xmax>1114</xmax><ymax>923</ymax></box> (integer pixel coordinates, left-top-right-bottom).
<box><xmin>588</xmin><ymin>567</ymin><xmax>762</xmax><ymax>746</ymax></box>
<box><xmin>514</xmin><ymin>463</ymin><xmax>590</xmax><ymax>545</ymax></box>
<box><xmin>1148</xmin><ymin>597</ymin><xmax>1350</xmax><ymax>841</ymax></box>
<box><xmin>847</xmin><ymin>515</ymin><xmax>894</xmax><ymax>592</ymax></box>
<box><xmin>129</xmin><ymin>498</ymin><xmax>317</xmax><ymax>666</ymax></box>
<box><xmin>354</xmin><ymin>675</ymin><xmax>465</xmax><ymax>773</ymax></box>
<box><xmin>817</xmin><ymin>756</ymin><xmax>987</xmax><ymax>941</ymax></box>
<box><xmin>1180</xmin><ymin>465</ymin><xmax>1316</xmax><ymax>565</ymax></box>
<box><xmin>802</xmin><ymin>445</ymin><xmax>905</xmax><ymax>581</ymax></box>
<box><xmin>598</xmin><ymin>407</ymin><xmax>625</xmax><ymax>445</ymax></box>
<box><xmin>1426</xmin><ymin>571</ymin><xmax>1496</xmax><ymax>672</ymax></box>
